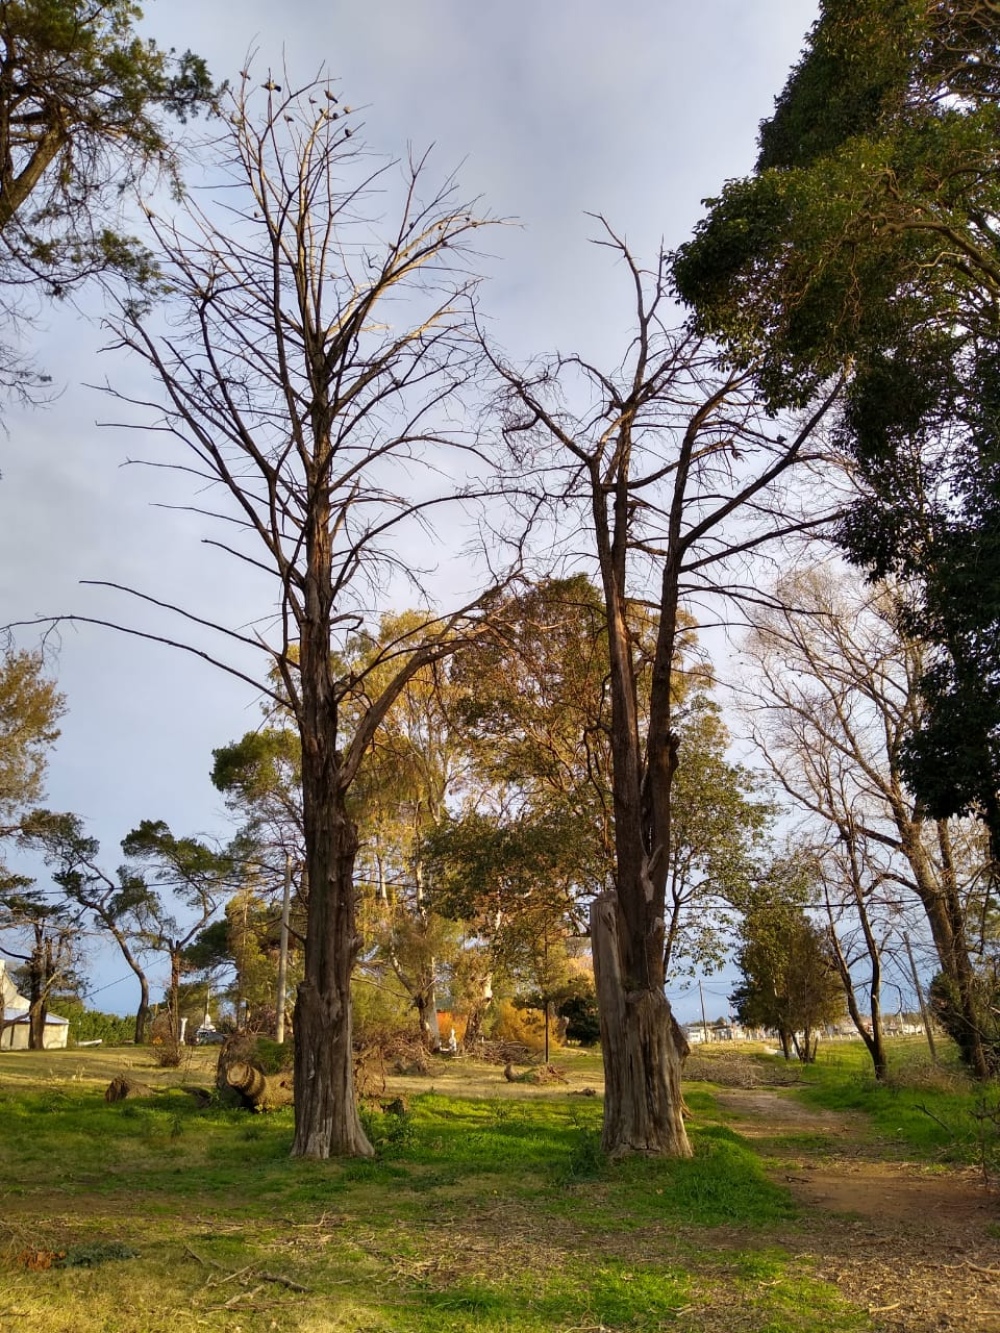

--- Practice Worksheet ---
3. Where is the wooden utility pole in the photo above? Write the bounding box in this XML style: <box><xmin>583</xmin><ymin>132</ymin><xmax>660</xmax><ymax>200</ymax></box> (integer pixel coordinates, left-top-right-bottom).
<box><xmin>699</xmin><ymin>980</ymin><xmax>710</xmax><ymax>1045</ymax></box>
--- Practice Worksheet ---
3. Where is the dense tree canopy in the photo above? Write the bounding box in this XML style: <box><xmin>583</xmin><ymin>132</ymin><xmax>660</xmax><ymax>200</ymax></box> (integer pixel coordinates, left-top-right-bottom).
<box><xmin>732</xmin><ymin>859</ymin><xmax>844</xmax><ymax>1062</ymax></box>
<box><xmin>674</xmin><ymin>0</ymin><xmax>1000</xmax><ymax>869</ymax></box>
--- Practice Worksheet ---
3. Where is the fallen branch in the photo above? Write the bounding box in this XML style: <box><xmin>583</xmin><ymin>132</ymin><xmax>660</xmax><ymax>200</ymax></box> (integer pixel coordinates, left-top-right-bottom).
<box><xmin>257</xmin><ymin>1271</ymin><xmax>310</xmax><ymax>1293</ymax></box>
<box><xmin>224</xmin><ymin>1285</ymin><xmax>264</xmax><ymax>1309</ymax></box>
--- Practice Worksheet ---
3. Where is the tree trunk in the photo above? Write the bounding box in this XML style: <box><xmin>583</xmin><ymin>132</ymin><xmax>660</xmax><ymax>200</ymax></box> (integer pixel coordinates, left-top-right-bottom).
<box><xmin>28</xmin><ymin>997</ymin><xmax>46</xmax><ymax>1050</ymax></box>
<box><xmin>27</xmin><ymin>934</ymin><xmax>47</xmax><ymax>1051</ymax></box>
<box><xmin>291</xmin><ymin>789</ymin><xmax>372</xmax><ymax>1159</ymax></box>
<box><xmin>415</xmin><ymin>985</ymin><xmax>442</xmax><ymax>1051</ymax></box>
<box><xmin>134</xmin><ymin>977</ymin><xmax>150</xmax><ymax>1046</ymax></box>
<box><xmin>902</xmin><ymin>816</ymin><xmax>992</xmax><ymax>1077</ymax></box>
<box><xmin>591</xmin><ymin>894</ymin><xmax>691</xmax><ymax>1158</ymax></box>
<box><xmin>167</xmin><ymin>947</ymin><xmax>182</xmax><ymax>1045</ymax></box>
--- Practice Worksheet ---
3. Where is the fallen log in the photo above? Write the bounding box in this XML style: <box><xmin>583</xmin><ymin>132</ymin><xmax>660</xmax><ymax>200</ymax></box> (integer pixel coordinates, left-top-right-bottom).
<box><xmin>224</xmin><ymin>1060</ymin><xmax>294</xmax><ymax>1112</ymax></box>
<box><xmin>105</xmin><ymin>1075</ymin><xmax>155</xmax><ymax>1102</ymax></box>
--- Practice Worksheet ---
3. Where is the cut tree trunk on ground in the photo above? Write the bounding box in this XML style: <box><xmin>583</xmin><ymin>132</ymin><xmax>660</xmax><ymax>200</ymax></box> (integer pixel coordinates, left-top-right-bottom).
<box><xmin>105</xmin><ymin>1076</ymin><xmax>155</xmax><ymax>1102</ymax></box>
<box><xmin>591</xmin><ymin>893</ymin><xmax>692</xmax><ymax>1158</ymax></box>
<box><xmin>224</xmin><ymin>1061</ymin><xmax>294</xmax><ymax>1112</ymax></box>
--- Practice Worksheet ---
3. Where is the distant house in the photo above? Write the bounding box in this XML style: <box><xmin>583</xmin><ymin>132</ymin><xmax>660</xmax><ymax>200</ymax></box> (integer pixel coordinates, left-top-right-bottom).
<box><xmin>0</xmin><ymin>959</ymin><xmax>69</xmax><ymax>1051</ymax></box>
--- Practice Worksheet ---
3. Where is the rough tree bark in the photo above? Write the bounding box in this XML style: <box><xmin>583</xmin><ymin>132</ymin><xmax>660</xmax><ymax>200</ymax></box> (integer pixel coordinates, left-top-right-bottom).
<box><xmin>292</xmin><ymin>777</ymin><xmax>371</xmax><ymax>1155</ymax></box>
<box><xmin>591</xmin><ymin>894</ymin><xmax>689</xmax><ymax>1156</ymax></box>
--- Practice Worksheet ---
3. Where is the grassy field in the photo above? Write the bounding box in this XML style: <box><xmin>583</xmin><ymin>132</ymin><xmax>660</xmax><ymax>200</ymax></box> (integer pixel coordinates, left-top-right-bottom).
<box><xmin>0</xmin><ymin>1039</ymin><xmax>987</xmax><ymax>1333</ymax></box>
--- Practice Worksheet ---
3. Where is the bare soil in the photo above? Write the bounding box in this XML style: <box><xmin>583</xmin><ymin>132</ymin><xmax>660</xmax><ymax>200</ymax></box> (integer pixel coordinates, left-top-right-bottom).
<box><xmin>716</xmin><ymin>1087</ymin><xmax>1000</xmax><ymax>1332</ymax></box>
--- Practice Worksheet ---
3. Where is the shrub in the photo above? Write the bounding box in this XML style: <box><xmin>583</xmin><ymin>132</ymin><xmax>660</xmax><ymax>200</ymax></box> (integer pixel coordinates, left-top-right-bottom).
<box><xmin>63</xmin><ymin>1004</ymin><xmax>134</xmax><ymax>1046</ymax></box>
<box><xmin>491</xmin><ymin>1000</ymin><xmax>554</xmax><ymax>1052</ymax></box>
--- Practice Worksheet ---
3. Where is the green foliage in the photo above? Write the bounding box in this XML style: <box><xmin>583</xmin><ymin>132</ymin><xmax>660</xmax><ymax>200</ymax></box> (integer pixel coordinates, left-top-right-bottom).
<box><xmin>351</xmin><ymin>972</ymin><xmax>414</xmax><ymax>1042</ymax></box>
<box><xmin>251</xmin><ymin>1035</ymin><xmax>294</xmax><ymax>1075</ymax></box>
<box><xmin>666</xmin><ymin>698</ymin><xmax>771</xmax><ymax>974</ymax></box>
<box><xmin>60</xmin><ymin>1001</ymin><xmax>133</xmax><ymax>1045</ymax></box>
<box><xmin>0</xmin><ymin>0</ymin><xmax>219</xmax><ymax>250</ymax></box>
<box><xmin>554</xmin><ymin>974</ymin><xmax>601</xmax><ymax>1046</ymax></box>
<box><xmin>358</xmin><ymin>1099</ymin><xmax>415</xmax><ymax>1155</ymax></box>
<box><xmin>732</xmin><ymin>863</ymin><xmax>844</xmax><ymax>1060</ymax></box>
<box><xmin>0</xmin><ymin>0</ymin><xmax>220</xmax><ymax>400</ymax></box>
<box><xmin>675</xmin><ymin>0</ymin><xmax>1000</xmax><ymax>851</ymax></box>
<box><xmin>929</xmin><ymin>966</ymin><xmax>1000</xmax><ymax>1075</ymax></box>
<box><xmin>211</xmin><ymin>727</ymin><xmax>302</xmax><ymax>855</ymax></box>
<box><xmin>0</xmin><ymin>649</ymin><xmax>64</xmax><ymax>823</ymax></box>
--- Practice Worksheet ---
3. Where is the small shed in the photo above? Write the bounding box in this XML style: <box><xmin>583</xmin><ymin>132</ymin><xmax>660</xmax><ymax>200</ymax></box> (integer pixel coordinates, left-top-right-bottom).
<box><xmin>0</xmin><ymin>959</ymin><xmax>69</xmax><ymax>1050</ymax></box>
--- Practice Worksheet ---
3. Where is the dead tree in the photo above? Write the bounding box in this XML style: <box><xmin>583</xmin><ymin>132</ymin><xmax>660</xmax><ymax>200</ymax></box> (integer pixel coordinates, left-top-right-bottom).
<box><xmin>95</xmin><ymin>73</ymin><xmax>506</xmax><ymax>1158</ymax></box>
<box><xmin>743</xmin><ymin>563</ymin><xmax>992</xmax><ymax>1077</ymax></box>
<box><xmin>488</xmin><ymin>224</ymin><xmax>840</xmax><ymax>1157</ymax></box>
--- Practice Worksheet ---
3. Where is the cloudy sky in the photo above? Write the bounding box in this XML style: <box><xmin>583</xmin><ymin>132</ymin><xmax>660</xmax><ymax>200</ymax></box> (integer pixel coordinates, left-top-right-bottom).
<box><xmin>0</xmin><ymin>1</ymin><xmax>819</xmax><ymax>1019</ymax></box>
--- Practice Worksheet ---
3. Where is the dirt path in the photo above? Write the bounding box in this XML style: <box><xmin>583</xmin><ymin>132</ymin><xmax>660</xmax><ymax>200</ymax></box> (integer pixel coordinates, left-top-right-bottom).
<box><xmin>716</xmin><ymin>1087</ymin><xmax>1000</xmax><ymax>1332</ymax></box>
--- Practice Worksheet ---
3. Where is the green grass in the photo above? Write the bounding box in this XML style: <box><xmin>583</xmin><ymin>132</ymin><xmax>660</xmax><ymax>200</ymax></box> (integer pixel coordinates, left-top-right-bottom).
<box><xmin>786</xmin><ymin>1039</ymin><xmax>1000</xmax><ymax>1170</ymax></box>
<box><xmin>0</xmin><ymin>1047</ymin><xmax>878</xmax><ymax>1333</ymax></box>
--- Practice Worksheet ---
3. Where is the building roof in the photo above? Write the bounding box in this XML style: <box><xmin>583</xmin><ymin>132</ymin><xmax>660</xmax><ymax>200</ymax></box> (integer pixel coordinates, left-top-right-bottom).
<box><xmin>3</xmin><ymin>1007</ymin><xmax>69</xmax><ymax>1026</ymax></box>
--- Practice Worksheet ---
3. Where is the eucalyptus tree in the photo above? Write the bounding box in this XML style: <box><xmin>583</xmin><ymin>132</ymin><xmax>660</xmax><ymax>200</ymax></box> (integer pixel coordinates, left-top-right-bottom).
<box><xmin>99</xmin><ymin>74</ymin><xmax>507</xmax><ymax>1157</ymax></box>
<box><xmin>346</xmin><ymin>610</ymin><xmax>470</xmax><ymax>1051</ymax></box>
<box><xmin>448</xmin><ymin>574</ymin><xmax>766</xmax><ymax>983</ymax></box>
<box><xmin>487</xmin><ymin>225</ymin><xmax>839</xmax><ymax>1157</ymax></box>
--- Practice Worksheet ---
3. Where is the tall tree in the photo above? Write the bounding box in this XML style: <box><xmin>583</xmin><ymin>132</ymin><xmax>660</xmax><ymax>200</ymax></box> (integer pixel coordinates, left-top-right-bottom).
<box><xmin>18</xmin><ymin>808</ymin><xmax>158</xmax><ymax>1042</ymax></box>
<box><xmin>488</xmin><ymin>224</ymin><xmax>838</xmax><ymax>1157</ymax></box>
<box><xmin>673</xmin><ymin>0</ymin><xmax>1000</xmax><ymax>877</ymax></box>
<box><xmin>0</xmin><ymin>879</ymin><xmax>79</xmax><ymax>1047</ymax></box>
<box><xmin>345</xmin><ymin>611</ymin><xmax>468</xmax><ymax>1052</ymax></box>
<box><xmin>0</xmin><ymin>647</ymin><xmax>64</xmax><ymax>899</ymax></box>
<box><xmin>98</xmin><ymin>74</ymin><xmax>505</xmax><ymax>1157</ymax></box>
<box><xmin>0</xmin><ymin>0</ymin><xmax>218</xmax><ymax>399</ymax></box>
<box><xmin>732</xmin><ymin>866</ymin><xmax>844</xmax><ymax>1063</ymax></box>
<box><xmin>743</xmin><ymin>564</ymin><xmax>993</xmax><ymax>1074</ymax></box>
<box><xmin>119</xmin><ymin>819</ymin><xmax>240</xmax><ymax>1049</ymax></box>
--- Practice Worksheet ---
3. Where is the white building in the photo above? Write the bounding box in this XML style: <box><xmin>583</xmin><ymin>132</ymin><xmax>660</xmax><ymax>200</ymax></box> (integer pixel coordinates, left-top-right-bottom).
<box><xmin>0</xmin><ymin>958</ymin><xmax>69</xmax><ymax>1050</ymax></box>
